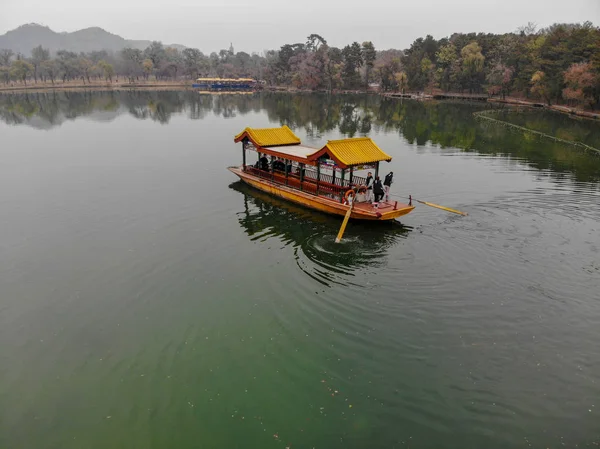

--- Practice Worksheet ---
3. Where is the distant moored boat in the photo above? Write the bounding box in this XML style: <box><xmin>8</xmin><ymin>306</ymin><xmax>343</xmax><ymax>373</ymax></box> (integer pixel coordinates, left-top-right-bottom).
<box><xmin>192</xmin><ymin>77</ymin><xmax>256</xmax><ymax>90</ymax></box>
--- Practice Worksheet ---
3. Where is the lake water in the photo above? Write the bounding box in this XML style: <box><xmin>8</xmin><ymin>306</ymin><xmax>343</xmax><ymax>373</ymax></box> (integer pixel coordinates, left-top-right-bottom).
<box><xmin>1</xmin><ymin>91</ymin><xmax>599</xmax><ymax>449</ymax></box>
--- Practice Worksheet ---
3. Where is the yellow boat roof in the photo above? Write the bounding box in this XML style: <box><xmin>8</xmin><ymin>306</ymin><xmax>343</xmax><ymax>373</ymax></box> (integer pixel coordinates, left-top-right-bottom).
<box><xmin>234</xmin><ymin>127</ymin><xmax>392</xmax><ymax>168</ymax></box>
<box><xmin>309</xmin><ymin>137</ymin><xmax>392</xmax><ymax>168</ymax></box>
<box><xmin>234</xmin><ymin>126</ymin><xmax>301</xmax><ymax>147</ymax></box>
<box><xmin>196</xmin><ymin>77</ymin><xmax>255</xmax><ymax>82</ymax></box>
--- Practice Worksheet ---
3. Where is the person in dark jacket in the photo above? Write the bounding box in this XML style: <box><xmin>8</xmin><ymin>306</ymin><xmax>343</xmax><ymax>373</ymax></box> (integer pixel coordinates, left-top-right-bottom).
<box><xmin>273</xmin><ymin>159</ymin><xmax>285</xmax><ymax>172</ymax></box>
<box><xmin>383</xmin><ymin>171</ymin><xmax>393</xmax><ymax>200</ymax></box>
<box><xmin>259</xmin><ymin>155</ymin><xmax>269</xmax><ymax>171</ymax></box>
<box><xmin>373</xmin><ymin>176</ymin><xmax>385</xmax><ymax>203</ymax></box>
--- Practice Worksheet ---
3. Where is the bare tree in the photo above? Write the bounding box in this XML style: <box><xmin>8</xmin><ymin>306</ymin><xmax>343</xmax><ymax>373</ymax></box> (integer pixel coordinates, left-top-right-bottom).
<box><xmin>517</xmin><ymin>22</ymin><xmax>537</xmax><ymax>35</ymax></box>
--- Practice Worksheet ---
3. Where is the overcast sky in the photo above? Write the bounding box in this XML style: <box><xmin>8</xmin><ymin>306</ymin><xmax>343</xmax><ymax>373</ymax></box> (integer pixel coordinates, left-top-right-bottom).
<box><xmin>2</xmin><ymin>0</ymin><xmax>599</xmax><ymax>53</ymax></box>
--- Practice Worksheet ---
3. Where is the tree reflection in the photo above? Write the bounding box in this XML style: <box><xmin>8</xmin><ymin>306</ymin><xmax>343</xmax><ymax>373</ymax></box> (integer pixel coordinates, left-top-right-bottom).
<box><xmin>1</xmin><ymin>91</ymin><xmax>598</xmax><ymax>182</ymax></box>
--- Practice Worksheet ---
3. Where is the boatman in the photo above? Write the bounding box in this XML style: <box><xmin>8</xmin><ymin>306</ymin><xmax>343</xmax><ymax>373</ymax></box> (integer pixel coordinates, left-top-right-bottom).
<box><xmin>383</xmin><ymin>171</ymin><xmax>393</xmax><ymax>201</ymax></box>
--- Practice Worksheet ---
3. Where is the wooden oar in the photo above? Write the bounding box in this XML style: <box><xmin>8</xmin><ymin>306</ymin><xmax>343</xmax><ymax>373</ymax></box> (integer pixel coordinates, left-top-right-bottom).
<box><xmin>413</xmin><ymin>198</ymin><xmax>467</xmax><ymax>216</ymax></box>
<box><xmin>335</xmin><ymin>200</ymin><xmax>354</xmax><ymax>243</ymax></box>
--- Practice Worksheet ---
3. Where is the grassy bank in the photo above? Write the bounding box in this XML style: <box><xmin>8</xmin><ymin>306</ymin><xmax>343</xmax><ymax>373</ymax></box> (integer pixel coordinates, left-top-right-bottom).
<box><xmin>0</xmin><ymin>79</ymin><xmax>192</xmax><ymax>93</ymax></box>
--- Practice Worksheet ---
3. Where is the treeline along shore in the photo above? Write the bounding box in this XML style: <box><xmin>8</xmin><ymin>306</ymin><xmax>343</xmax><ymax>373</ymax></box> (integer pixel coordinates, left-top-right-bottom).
<box><xmin>1</xmin><ymin>22</ymin><xmax>598</xmax><ymax>111</ymax></box>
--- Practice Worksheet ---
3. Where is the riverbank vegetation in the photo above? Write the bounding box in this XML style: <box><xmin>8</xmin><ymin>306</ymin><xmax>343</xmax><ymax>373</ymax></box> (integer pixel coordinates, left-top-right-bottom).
<box><xmin>1</xmin><ymin>22</ymin><xmax>598</xmax><ymax>108</ymax></box>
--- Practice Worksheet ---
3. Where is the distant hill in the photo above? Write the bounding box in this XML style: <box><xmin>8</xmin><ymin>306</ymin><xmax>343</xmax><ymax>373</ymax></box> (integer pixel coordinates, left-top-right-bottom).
<box><xmin>0</xmin><ymin>24</ymin><xmax>186</xmax><ymax>55</ymax></box>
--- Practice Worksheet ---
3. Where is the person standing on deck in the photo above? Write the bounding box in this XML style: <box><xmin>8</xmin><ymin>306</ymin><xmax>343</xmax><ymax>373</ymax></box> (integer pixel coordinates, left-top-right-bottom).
<box><xmin>373</xmin><ymin>176</ymin><xmax>385</xmax><ymax>203</ymax></box>
<box><xmin>365</xmin><ymin>171</ymin><xmax>373</xmax><ymax>203</ymax></box>
<box><xmin>383</xmin><ymin>171</ymin><xmax>393</xmax><ymax>200</ymax></box>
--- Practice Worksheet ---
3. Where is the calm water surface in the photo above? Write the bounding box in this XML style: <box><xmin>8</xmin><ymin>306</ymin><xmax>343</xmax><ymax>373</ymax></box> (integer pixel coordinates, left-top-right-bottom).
<box><xmin>1</xmin><ymin>91</ymin><xmax>599</xmax><ymax>449</ymax></box>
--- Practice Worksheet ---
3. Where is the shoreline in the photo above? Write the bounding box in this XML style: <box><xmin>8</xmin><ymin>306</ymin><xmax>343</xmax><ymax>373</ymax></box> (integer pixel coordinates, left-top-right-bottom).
<box><xmin>383</xmin><ymin>92</ymin><xmax>600</xmax><ymax>121</ymax></box>
<box><xmin>0</xmin><ymin>81</ymin><xmax>192</xmax><ymax>93</ymax></box>
<box><xmin>1</xmin><ymin>82</ymin><xmax>598</xmax><ymax>120</ymax></box>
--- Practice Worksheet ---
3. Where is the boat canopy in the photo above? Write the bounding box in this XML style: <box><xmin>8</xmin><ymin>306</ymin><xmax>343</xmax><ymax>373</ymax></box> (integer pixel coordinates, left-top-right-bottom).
<box><xmin>260</xmin><ymin>145</ymin><xmax>320</xmax><ymax>164</ymax></box>
<box><xmin>234</xmin><ymin>125</ymin><xmax>301</xmax><ymax>147</ymax></box>
<box><xmin>234</xmin><ymin>126</ymin><xmax>392</xmax><ymax>169</ymax></box>
<box><xmin>196</xmin><ymin>77</ymin><xmax>255</xmax><ymax>82</ymax></box>
<box><xmin>307</xmin><ymin>137</ymin><xmax>392</xmax><ymax>169</ymax></box>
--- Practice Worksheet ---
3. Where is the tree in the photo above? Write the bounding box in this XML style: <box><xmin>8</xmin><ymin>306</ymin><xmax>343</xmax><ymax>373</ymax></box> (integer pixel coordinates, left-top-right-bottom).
<box><xmin>121</xmin><ymin>47</ymin><xmax>143</xmax><ymax>81</ymax></box>
<box><xmin>78</xmin><ymin>58</ymin><xmax>93</xmax><ymax>83</ymax></box>
<box><xmin>517</xmin><ymin>22</ymin><xmax>537</xmax><ymax>36</ymax></box>
<box><xmin>435</xmin><ymin>43</ymin><xmax>458</xmax><ymax>90</ymax></box>
<box><xmin>376</xmin><ymin>53</ymin><xmax>401</xmax><ymax>92</ymax></box>
<box><xmin>325</xmin><ymin>46</ymin><xmax>343</xmax><ymax>92</ymax></box>
<box><xmin>40</xmin><ymin>60</ymin><xmax>59</xmax><ymax>84</ymax></box>
<box><xmin>402</xmin><ymin>34</ymin><xmax>440</xmax><ymax>91</ymax></box>
<box><xmin>271</xmin><ymin>43</ymin><xmax>305</xmax><ymax>84</ymax></box>
<box><xmin>306</xmin><ymin>34</ymin><xmax>327</xmax><ymax>52</ymax></box>
<box><xmin>461</xmin><ymin>41</ymin><xmax>485</xmax><ymax>93</ymax></box>
<box><xmin>142</xmin><ymin>59</ymin><xmax>154</xmax><ymax>80</ymax></box>
<box><xmin>420</xmin><ymin>57</ymin><xmax>436</xmax><ymax>93</ymax></box>
<box><xmin>486</xmin><ymin>63</ymin><xmax>514</xmax><ymax>98</ymax></box>
<box><xmin>341</xmin><ymin>42</ymin><xmax>363</xmax><ymax>89</ymax></box>
<box><xmin>395</xmin><ymin>71</ymin><xmax>408</xmax><ymax>93</ymax></box>
<box><xmin>182</xmin><ymin>48</ymin><xmax>203</xmax><ymax>79</ymax></box>
<box><xmin>144</xmin><ymin>41</ymin><xmax>166</xmax><ymax>67</ymax></box>
<box><xmin>233</xmin><ymin>51</ymin><xmax>251</xmax><ymax>76</ymax></box>
<box><xmin>160</xmin><ymin>47</ymin><xmax>183</xmax><ymax>79</ymax></box>
<box><xmin>530</xmin><ymin>71</ymin><xmax>551</xmax><ymax>104</ymax></box>
<box><xmin>31</xmin><ymin>45</ymin><xmax>50</xmax><ymax>83</ymax></box>
<box><xmin>98</xmin><ymin>60</ymin><xmax>114</xmax><ymax>82</ymax></box>
<box><xmin>10</xmin><ymin>59</ymin><xmax>34</xmax><ymax>84</ymax></box>
<box><xmin>361</xmin><ymin>41</ymin><xmax>376</xmax><ymax>90</ymax></box>
<box><xmin>88</xmin><ymin>50</ymin><xmax>109</xmax><ymax>64</ymax></box>
<box><xmin>562</xmin><ymin>62</ymin><xmax>596</xmax><ymax>108</ymax></box>
<box><xmin>291</xmin><ymin>46</ymin><xmax>328</xmax><ymax>90</ymax></box>
<box><xmin>0</xmin><ymin>49</ymin><xmax>14</xmax><ymax>66</ymax></box>
<box><xmin>0</xmin><ymin>66</ymin><xmax>10</xmax><ymax>85</ymax></box>
<box><xmin>56</xmin><ymin>50</ymin><xmax>80</xmax><ymax>82</ymax></box>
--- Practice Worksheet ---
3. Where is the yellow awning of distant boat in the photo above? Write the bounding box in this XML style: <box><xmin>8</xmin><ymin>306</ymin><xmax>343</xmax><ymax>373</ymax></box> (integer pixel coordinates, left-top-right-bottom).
<box><xmin>234</xmin><ymin>125</ymin><xmax>301</xmax><ymax>147</ymax></box>
<box><xmin>308</xmin><ymin>137</ymin><xmax>392</xmax><ymax>168</ymax></box>
<box><xmin>197</xmin><ymin>78</ymin><xmax>255</xmax><ymax>82</ymax></box>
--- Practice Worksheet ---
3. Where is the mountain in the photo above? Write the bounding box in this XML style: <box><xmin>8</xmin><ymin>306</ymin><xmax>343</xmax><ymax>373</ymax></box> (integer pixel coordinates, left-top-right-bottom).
<box><xmin>0</xmin><ymin>24</ymin><xmax>186</xmax><ymax>55</ymax></box>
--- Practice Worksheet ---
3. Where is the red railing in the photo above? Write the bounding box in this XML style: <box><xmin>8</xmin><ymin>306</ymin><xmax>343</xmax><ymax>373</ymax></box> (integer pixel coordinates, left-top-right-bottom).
<box><xmin>302</xmin><ymin>167</ymin><xmax>367</xmax><ymax>189</ymax></box>
<box><xmin>243</xmin><ymin>166</ymin><xmax>357</xmax><ymax>201</ymax></box>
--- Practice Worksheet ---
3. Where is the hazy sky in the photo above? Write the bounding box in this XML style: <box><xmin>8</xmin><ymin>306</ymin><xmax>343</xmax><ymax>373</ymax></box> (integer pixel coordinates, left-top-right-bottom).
<box><xmin>2</xmin><ymin>0</ymin><xmax>599</xmax><ymax>53</ymax></box>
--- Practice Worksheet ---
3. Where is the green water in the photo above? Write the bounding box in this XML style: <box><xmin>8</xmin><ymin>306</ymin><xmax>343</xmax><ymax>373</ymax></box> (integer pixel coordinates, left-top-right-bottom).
<box><xmin>0</xmin><ymin>91</ymin><xmax>599</xmax><ymax>449</ymax></box>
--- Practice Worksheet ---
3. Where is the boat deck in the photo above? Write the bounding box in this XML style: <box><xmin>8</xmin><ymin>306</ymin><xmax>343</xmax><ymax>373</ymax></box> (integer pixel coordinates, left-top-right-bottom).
<box><xmin>244</xmin><ymin>166</ymin><xmax>367</xmax><ymax>197</ymax></box>
<box><xmin>231</xmin><ymin>166</ymin><xmax>414</xmax><ymax>221</ymax></box>
<box><xmin>243</xmin><ymin>166</ymin><xmax>402</xmax><ymax>211</ymax></box>
<box><xmin>352</xmin><ymin>200</ymin><xmax>399</xmax><ymax>213</ymax></box>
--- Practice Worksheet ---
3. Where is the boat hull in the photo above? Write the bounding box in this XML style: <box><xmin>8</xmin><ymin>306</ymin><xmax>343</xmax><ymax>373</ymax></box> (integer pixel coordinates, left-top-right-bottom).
<box><xmin>228</xmin><ymin>166</ymin><xmax>415</xmax><ymax>221</ymax></box>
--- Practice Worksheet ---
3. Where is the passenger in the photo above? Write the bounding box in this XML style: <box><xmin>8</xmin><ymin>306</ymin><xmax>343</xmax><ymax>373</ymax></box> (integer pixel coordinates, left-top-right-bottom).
<box><xmin>365</xmin><ymin>171</ymin><xmax>373</xmax><ymax>202</ymax></box>
<box><xmin>355</xmin><ymin>186</ymin><xmax>367</xmax><ymax>203</ymax></box>
<box><xmin>383</xmin><ymin>171</ymin><xmax>393</xmax><ymax>200</ymax></box>
<box><xmin>373</xmin><ymin>176</ymin><xmax>385</xmax><ymax>203</ymax></box>
<box><xmin>259</xmin><ymin>155</ymin><xmax>269</xmax><ymax>171</ymax></box>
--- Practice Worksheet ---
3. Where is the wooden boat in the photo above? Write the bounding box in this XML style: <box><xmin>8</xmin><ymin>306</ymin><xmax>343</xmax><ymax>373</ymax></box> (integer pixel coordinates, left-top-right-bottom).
<box><xmin>229</xmin><ymin>126</ymin><xmax>415</xmax><ymax>221</ymax></box>
<box><xmin>192</xmin><ymin>77</ymin><xmax>256</xmax><ymax>90</ymax></box>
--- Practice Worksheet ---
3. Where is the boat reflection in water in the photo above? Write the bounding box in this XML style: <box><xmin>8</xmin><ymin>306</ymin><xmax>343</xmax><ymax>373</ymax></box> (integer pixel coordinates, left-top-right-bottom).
<box><xmin>230</xmin><ymin>181</ymin><xmax>411</xmax><ymax>285</ymax></box>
